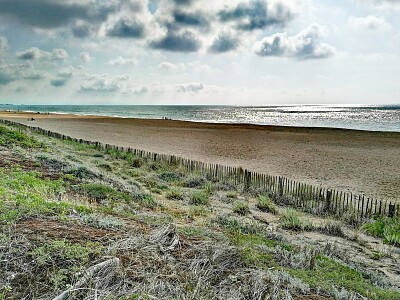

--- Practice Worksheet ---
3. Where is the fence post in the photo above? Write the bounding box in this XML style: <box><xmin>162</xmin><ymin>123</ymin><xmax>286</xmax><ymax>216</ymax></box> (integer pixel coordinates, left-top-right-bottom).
<box><xmin>325</xmin><ymin>190</ymin><xmax>332</xmax><ymax>213</ymax></box>
<box><xmin>278</xmin><ymin>177</ymin><xmax>284</xmax><ymax>197</ymax></box>
<box><xmin>388</xmin><ymin>203</ymin><xmax>395</xmax><ymax>217</ymax></box>
<box><xmin>244</xmin><ymin>170</ymin><xmax>251</xmax><ymax>192</ymax></box>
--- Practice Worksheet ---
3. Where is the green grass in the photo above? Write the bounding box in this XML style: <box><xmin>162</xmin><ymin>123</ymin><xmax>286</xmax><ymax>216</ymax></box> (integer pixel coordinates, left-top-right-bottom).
<box><xmin>189</xmin><ymin>190</ymin><xmax>210</xmax><ymax>206</ymax></box>
<box><xmin>280</xmin><ymin>208</ymin><xmax>313</xmax><ymax>231</ymax></box>
<box><xmin>256</xmin><ymin>195</ymin><xmax>278</xmax><ymax>214</ymax></box>
<box><xmin>287</xmin><ymin>255</ymin><xmax>400</xmax><ymax>300</ymax></box>
<box><xmin>165</xmin><ymin>187</ymin><xmax>184</xmax><ymax>200</ymax></box>
<box><xmin>215</xmin><ymin>216</ymin><xmax>263</xmax><ymax>235</ymax></box>
<box><xmin>364</xmin><ymin>217</ymin><xmax>400</xmax><ymax>246</ymax></box>
<box><xmin>1</xmin><ymin>122</ymin><xmax>400</xmax><ymax>300</ymax></box>
<box><xmin>220</xmin><ymin>218</ymin><xmax>291</xmax><ymax>269</ymax></box>
<box><xmin>0</xmin><ymin>168</ymin><xmax>89</xmax><ymax>224</ymax></box>
<box><xmin>233</xmin><ymin>201</ymin><xmax>250</xmax><ymax>215</ymax></box>
<box><xmin>0</xmin><ymin>125</ymin><xmax>43</xmax><ymax>148</ymax></box>
<box><xmin>132</xmin><ymin>191</ymin><xmax>158</xmax><ymax>209</ymax></box>
<box><xmin>159</xmin><ymin>172</ymin><xmax>183</xmax><ymax>183</ymax></box>
<box><xmin>78</xmin><ymin>183</ymin><xmax>132</xmax><ymax>203</ymax></box>
<box><xmin>29</xmin><ymin>240</ymin><xmax>102</xmax><ymax>290</ymax></box>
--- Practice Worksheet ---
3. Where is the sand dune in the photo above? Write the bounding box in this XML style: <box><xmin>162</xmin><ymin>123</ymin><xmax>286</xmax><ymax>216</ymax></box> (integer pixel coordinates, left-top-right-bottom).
<box><xmin>1</xmin><ymin>111</ymin><xmax>399</xmax><ymax>202</ymax></box>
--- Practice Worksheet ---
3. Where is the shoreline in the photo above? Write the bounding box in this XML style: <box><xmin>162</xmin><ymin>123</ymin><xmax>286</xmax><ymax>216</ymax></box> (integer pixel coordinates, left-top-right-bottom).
<box><xmin>1</xmin><ymin>109</ymin><xmax>399</xmax><ymax>134</ymax></box>
<box><xmin>1</xmin><ymin>111</ymin><xmax>399</xmax><ymax>203</ymax></box>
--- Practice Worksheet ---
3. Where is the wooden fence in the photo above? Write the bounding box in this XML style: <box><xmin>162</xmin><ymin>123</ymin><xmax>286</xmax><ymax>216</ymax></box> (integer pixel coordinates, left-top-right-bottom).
<box><xmin>1</xmin><ymin>118</ymin><xmax>399</xmax><ymax>220</ymax></box>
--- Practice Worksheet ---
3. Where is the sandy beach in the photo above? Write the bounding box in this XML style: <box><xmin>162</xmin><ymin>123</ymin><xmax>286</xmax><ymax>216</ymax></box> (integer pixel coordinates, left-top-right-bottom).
<box><xmin>1</xmin><ymin>111</ymin><xmax>399</xmax><ymax>203</ymax></box>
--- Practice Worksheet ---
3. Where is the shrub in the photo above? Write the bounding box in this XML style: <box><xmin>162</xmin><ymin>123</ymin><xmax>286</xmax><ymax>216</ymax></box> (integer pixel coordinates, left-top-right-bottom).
<box><xmin>78</xmin><ymin>183</ymin><xmax>131</xmax><ymax>203</ymax></box>
<box><xmin>131</xmin><ymin>157</ymin><xmax>143</xmax><ymax>168</ymax></box>
<box><xmin>233</xmin><ymin>202</ymin><xmax>250</xmax><ymax>215</ymax></box>
<box><xmin>256</xmin><ymin>195</ymin><xmax>277</xmax><ymax>214</ymax></box>
<box><xmin>280</xmin><ymin>209</ymin><xmax>313</xmax><ymax>231</ymax></box>
<box><xmin>165</xmin><ymin>188</ymin><xmax>184</xmax><ymax>200</ymax></box>
<box><xmin>67</xmin><ymin>166</ymin><xmax>96</xmax><ymax>179</ymax></box>
<box><xmin>190</xmin><ymin>191</ymin><xmax>210</xmax><ymax>206</ymax></box>
<box><xmin>184</xmin><ymin>176</ymin><xmax>206</xmax><ymax>188</ymax></box>
<box><xmin>159</xmin><ymin>172</ymin><xmax>182</xmax><ymax>183</ymax></box>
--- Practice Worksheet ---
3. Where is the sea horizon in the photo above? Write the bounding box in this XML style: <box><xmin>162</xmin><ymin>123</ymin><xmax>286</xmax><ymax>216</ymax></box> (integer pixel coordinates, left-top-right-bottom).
<box><xmin>1</xmin><ymin>103</ymin><xmax>399</xmax><ymax>133</ymax></box>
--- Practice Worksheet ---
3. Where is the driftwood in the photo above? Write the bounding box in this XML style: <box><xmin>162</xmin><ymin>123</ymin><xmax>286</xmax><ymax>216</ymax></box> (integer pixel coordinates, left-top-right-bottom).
<box><xmin>52</xmin><ymin>257</ymin><xmax>120</xmax><ymax>300</ymax></box>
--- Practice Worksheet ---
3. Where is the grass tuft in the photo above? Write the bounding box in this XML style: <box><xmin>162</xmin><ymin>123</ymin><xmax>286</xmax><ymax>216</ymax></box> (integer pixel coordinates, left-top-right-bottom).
<box><xmin>256</xmin><ymin>195</ymin><xmax>278</xmax><ymax>214</ymax></box>
<box><xmin>280</xmin><ymin>209</ymin><xmax>313</xmax><ymax>231</ymax></box>
<box><xmin>165</xmin><ymin>187</ymin><xmax>184</xmax><ymax>200</ymax></box>
<box><xmin>233</xmin><ymin>201</ymin><xmax>250</xmax><ymax>215</ymax></box>
<box><xmin>364</xmin><ymin>217</ymin><xmax>400</xmax><ymax>246</ymax></box>
<box><xmin>189</xmin><ymin>190</ymin><xmax>210</xmax><ymax>206</ymax></box>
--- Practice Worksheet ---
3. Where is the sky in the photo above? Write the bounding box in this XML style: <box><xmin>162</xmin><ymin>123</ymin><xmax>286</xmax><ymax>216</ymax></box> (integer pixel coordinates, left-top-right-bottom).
<box><xmin>0</xmin><ymin>0</ymin><xmax>399</xmax><ymax>105</ymax></box>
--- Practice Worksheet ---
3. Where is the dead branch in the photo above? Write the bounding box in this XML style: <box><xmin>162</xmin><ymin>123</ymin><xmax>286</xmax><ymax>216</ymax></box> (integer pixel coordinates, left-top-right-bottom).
<box><xmin>52</xmin><ymin>257</ymin><xmax>120</xmax><ymax>300</ymax></box>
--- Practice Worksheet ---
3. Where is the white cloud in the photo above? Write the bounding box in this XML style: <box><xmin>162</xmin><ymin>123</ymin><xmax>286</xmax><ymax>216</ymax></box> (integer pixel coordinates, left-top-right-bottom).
<box><xmin>16</xmin><ymin>47</ymin><xmax>69</xmax><ymax>61</ymax></box>
<box><xmin>348</xmin><ymin>15</ymin><xmax>391</xmax><ymax>31</ymax></box>
<box><xmin>253</xmin><ymin>24</ymin><xmax>336</xmax><ymax>60</ymax></box>
<box><xmin>177</xmin><ymin>82</ymin><xmax>204</xmax><ymax>93</ymax></box>
<box><xmin>80</xmin><ymin>74</ymin><xmax>128</xmax><ymax>93</ymax></box>
<box><xmin>0</xmin><ymin>62</ymin><xmax>45</xmax><ymax>85</ymax></box>
<box><xmin>80</xmin><ymin>51</ymin><xmax>93</xmax><ymax>63</ymax></box>
<box><xmin>157</xmin><ymin>61</ymin><xmax>186</xmax><ymax>72</ymax></box>
<box><xmin>107</xmin><ymin>56</ymin><xmax>137</xmax><ymax>66</ymax></box>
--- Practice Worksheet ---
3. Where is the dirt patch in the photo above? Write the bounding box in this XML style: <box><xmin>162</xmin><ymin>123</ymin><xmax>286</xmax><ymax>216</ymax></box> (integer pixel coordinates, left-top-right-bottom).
<box><xmin>0</xmin><ymin>151</ymin><xmax>64</xmax><ymax>181</ymax></box>
<box><xmin>15</xmin><ymin>219</ymin><xmax>121</xmax><ymax>244</ymax></box>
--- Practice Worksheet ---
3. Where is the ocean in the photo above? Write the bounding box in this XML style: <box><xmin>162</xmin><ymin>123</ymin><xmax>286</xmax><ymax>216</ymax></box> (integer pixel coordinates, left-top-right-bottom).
<box><xmin>1</xmin><ymin>104</ymin><xmax>399</xmax><ymax>132</ymax></box>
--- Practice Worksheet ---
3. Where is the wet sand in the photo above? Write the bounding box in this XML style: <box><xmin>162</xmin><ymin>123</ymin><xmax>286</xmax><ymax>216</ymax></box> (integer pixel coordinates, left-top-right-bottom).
<box><xmin>1</xmin><ymin>111</ymin><xmax>400</xmax><ymax>202</ymax></box>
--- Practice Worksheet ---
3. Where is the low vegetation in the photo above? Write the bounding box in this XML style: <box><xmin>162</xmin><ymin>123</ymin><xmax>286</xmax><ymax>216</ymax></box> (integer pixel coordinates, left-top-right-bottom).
<box><xmin>233</xmin><ymin>201</ymin><xmax>251</xmax><ymax>215</ymax></box>
<box><xmin>280</xmin><ymin>208</ymin><xmax>314</xmax><ymax>231</ymax></box>
<box><xmin>364</xmin><ymin>217</ymin><xmax>400</xmax><ymax>246</ymax></box>
<box><xmin>0</xmin><ymin>123</ymin><xmax>399</xmax><ymax>300</ymax></box>
<box><xmin>256</xmin><ymin>195</ymin><xmax>278</xmax><ymax>214</ymax></box>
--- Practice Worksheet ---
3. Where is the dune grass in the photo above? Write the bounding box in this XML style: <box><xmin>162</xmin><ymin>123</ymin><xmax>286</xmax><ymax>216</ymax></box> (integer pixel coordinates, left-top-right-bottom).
<box><xmin>0</xmin><ymin>123</ymin><xmax>399</xmax><ymax>300</ymax></box>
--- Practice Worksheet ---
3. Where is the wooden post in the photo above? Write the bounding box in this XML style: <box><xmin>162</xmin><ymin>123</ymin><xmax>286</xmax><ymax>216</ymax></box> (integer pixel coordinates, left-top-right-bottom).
<box><xmin>325</xmin><ymin>190</ymin><xmax>332</xmax><ymax>213</ymax></box>
<box><xmin>388</xmin><ymin>203</ymin><xmax>395</xmax><ymax>217</ymax></box>
<box><xmin>278</xmin><ymin>177</ymin><xmax>284</xmax><ymax>197</ymax></box>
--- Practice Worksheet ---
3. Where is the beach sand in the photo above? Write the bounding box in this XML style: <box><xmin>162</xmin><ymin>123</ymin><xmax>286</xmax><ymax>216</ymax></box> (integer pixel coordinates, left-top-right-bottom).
<box><xmin>1</xmin><ymin>111</ymin><xmax>400</xmax><ymax>203</ymax></box>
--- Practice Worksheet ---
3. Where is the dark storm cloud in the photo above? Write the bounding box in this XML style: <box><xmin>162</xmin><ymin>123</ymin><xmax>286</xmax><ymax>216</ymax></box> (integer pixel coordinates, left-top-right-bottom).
<box><xmin>218</xmin><ymin>1</ymin><xmax>292</xmax><ymax>31</ymax></box>
<box><xmin>107</xmin><ymin>19</ymin><xmax>146</xmax><ymax>38</ymax></box>
<box><xmin>0</xmin><ymin>0</ymin><xmax>115</xmax><ymax>29</ymax></box>
<box><xmin>209</xmin><ymin>33</ymin><xmax>240</xmax><ymax>53</ymax></box>
<box><xmin>173</xmin><ymin>10</ymin><xmax>210</xmax><ymax>28</ymax></box>
<box><xmin>150</xmin><ymin>31</ymin><xmax>201</xmax><ymax>52</ymax></box>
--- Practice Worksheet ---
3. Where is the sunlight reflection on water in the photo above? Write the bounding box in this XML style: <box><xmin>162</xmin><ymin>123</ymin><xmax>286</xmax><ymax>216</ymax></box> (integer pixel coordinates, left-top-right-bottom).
<box><xmin>1</xmin><ymin>104</ymin><xmax>399</xmax><ymax>132</ymax></box>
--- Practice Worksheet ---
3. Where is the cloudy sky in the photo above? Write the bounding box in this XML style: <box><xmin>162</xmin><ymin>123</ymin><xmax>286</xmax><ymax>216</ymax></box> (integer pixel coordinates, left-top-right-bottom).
<box><xmin>0</xmin><ymin>0</ymin><xmax>399</xmax><ymax>105</ymax></box>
